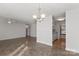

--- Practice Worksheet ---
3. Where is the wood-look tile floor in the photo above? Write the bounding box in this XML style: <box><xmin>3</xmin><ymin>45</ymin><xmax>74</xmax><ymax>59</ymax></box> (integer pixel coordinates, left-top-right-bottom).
<box><xmin>53</xmin><ymin>38</ymin><xmax>65</xmax><ymax>50</ymax></box>
<box><xmin>0</xmin><ymin>37</ymin><xmax>79</xmax><ymax>56</ymax></box>
<box><xmin>0</xmin><ymin>37</ymin><xmax>26</xmax><ymax>56</ymax></box>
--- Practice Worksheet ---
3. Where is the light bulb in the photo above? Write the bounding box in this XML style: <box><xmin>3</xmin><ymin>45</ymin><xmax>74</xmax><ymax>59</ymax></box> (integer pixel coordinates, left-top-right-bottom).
<box><xmin>8</xmin><ymin>21</ymin><xmax>11</xmax><ymax>24</ymax></box>
<box><xmin>41</xmin><ymin>14</ymin><xmax>45</xmax><ymax>18</ymax></box>
<box><xmin>33</xmin><ymin>15</ymin><xmax>37</xmax><ymax>19</ymax></box>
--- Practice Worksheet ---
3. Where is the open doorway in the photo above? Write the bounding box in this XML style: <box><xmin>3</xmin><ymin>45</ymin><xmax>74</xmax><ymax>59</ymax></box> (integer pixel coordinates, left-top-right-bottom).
<box><xmin>52</xmin><ymin>15</ymin><xmax>66</xmax><ymax>50</ymax></box>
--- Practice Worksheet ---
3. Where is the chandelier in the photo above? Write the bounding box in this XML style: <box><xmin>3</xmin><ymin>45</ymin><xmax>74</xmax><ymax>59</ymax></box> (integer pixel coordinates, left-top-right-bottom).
<box><xmin>32</xmin><ymin>4</ymin><xmax>46</xmax><ymax>22</ymax></box>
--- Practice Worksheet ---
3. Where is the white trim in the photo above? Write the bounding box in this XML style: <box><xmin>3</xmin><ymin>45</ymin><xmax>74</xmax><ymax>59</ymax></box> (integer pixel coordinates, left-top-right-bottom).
<box><xmin>37</xmin><ymin>40</ymin><xmax>52</xmax><ymax>46</ymax></box>
<box><xmin>0</xmin><ymin>36</ymin><xmax>25</xmax><ymax>41</ymax></box>
<box><xmin>66</xmin><ymin>48</ymin><xmax>79</xmax><ymax>53</ymax></box>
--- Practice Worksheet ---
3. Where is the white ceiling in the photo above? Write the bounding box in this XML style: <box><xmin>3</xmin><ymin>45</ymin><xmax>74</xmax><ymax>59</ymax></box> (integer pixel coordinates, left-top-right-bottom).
<box><xmin>0</xmin><ymin>3</ymin><xmax>79</xmax><ymax>24</ymax></box>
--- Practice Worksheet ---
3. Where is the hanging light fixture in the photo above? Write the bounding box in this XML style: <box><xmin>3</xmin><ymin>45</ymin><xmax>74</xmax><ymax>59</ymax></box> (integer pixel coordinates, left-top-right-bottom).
<box><xmin>32</xmin><ymin>3</ymin><xmax>46</xmax><ymax>22</ymax></box>
<box><xmin>8</xmin><ymin>19</ymin><xmax>12</xmax><ymax>24</ymax></box>
<box><xmin>8</xmin><ymin>20</ymin><xmax>11</xmax><ymax>24</ymax></box>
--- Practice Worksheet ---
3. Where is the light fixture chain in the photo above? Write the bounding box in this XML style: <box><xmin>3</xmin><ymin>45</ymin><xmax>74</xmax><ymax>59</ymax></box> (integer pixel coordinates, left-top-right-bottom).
<box><xmin>38</xmin><ymin>3</ymin><xmax>41</xmax><ymax>19</ymax></box>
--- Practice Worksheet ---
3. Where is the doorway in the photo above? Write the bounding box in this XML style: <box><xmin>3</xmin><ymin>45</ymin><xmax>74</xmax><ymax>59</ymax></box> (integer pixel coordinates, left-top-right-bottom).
<box><xmin>52</xmin><ymin>15</ymin><xmax>66</xmax><ymax>50</ymax></box>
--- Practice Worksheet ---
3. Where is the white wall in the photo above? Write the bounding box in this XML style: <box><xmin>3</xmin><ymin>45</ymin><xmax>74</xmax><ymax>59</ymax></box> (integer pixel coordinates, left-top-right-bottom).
<box><xmin>37</xmin><ymin>16</ymin><xmax>52</xmax><ymax>46</ymax></box>
<box><xmin>66</xmin><ymin>8</ymin><xmax>79</xmax><ymax>52</ymax></box>
<box><xmin>30</xmin><ymin>23</ymin><xmax>36</xmax><ymax>37</ymax></box>
<box><xmin>0</xmin><ymin>17</ymin><xmax>26</xmax><ymax>40</ymax></box>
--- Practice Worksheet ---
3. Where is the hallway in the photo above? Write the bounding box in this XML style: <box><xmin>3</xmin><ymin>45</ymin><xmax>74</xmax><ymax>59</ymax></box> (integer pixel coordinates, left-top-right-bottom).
<box><xmin>53</xmin><ymin>38</ymin><xmax>65</xmax><ymax>50</ymax></box>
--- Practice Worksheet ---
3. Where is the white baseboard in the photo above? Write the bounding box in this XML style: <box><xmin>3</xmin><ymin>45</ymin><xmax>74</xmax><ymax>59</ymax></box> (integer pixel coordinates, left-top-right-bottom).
<box><xmin>0</xmin><ymin>36</ymin><xmax>25</xmax><ymax>41</ymax></box>
<box><xmin>37</xmin><ymin>40</ymin><xmax>52</xmax><ymax>46</ymax></box>
<box><xmin>66</xmin><ymin>48</ymin><xmax>79</xmax><ymax>53</ymax></box>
